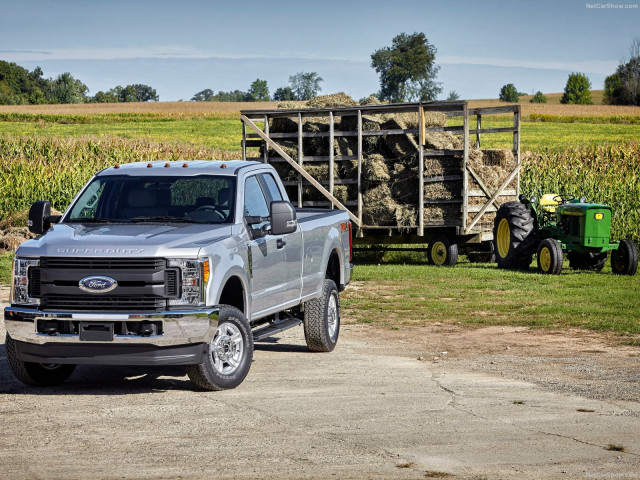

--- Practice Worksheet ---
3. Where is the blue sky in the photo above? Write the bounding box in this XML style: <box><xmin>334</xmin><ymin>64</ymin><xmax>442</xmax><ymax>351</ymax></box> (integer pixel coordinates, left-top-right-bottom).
<box><xmin>1</xmin><ymin>0</ymin><xmax>639</xmax><ymax>101</ymax></box>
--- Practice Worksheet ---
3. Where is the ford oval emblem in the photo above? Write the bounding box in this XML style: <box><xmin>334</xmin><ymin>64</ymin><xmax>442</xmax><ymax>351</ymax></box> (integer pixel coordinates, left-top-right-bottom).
<box><xmin>78</xmin><ymin>276</ymin><xmax>118</xmax><ymax>294</ymax></box>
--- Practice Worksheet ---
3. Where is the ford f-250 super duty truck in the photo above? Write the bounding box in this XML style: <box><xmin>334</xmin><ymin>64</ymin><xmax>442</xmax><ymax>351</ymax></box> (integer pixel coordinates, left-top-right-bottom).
<box><xmin>4</xmin><ymin>160</ymin><xmax>352</xmax><ymax>390</ymax></box>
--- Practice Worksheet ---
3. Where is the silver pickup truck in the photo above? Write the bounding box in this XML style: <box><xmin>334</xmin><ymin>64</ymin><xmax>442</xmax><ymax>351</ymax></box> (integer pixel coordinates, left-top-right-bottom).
<box><xmin>4</xmin><ymin>160</ymin><xmax>352</xmax><ymax>390</ymax></box>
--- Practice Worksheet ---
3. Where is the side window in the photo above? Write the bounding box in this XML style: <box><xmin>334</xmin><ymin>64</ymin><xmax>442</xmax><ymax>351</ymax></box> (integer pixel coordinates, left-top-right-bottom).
<box><xmin>261</xmin><ymin>173</ymin><xmax>283</xmax><ymax>202</ymax></box>
<box><xmin>244</xmin><ymin>175</ymin><xmax>269</xmax><ymax>217</ymax></box>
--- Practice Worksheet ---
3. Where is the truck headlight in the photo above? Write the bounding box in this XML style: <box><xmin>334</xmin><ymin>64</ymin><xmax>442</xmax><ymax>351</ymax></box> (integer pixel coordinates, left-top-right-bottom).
<box><xmin>11</xmin><ymin>257</ymin><xmax>39</xmax><ymax>306</ymax></box>
<box><xmin>167</xmin><ymin>258</ymin><xmax>209</xmax><ymax>307</ymax></box>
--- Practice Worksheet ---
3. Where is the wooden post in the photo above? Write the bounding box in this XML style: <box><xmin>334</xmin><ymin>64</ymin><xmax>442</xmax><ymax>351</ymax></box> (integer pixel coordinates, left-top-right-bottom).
<box><xmin>357</xmin><ymin>110</ymin><xmax>363</xmax><ymax>234</ymax></box>
<box><xmin>476</xmin><ymin>114</ymin><xmax>482</xmax><ymax>149</ymax></box>
<box><xmin>263</xmin><ymin>114</ymin><xmax>269</xmax><ymax>163</ymax></box>
<box><xmin>462</xmin><ymin>103</ymin><xmax>470</xmax><ymax>233</ymax></box>
<box><xmin>241</xmin><ymin>120</ymin><xmax>247</xmax><ymax>161</ymax></box>
<box><xmin>329</xmin><ymin>111</ymin><xmax>335</xmax><ymax>209</ymax></box>
<box><xmin>514</xmin><ymin>106</ymin><xmax>521</xmax><ymax>197</ymax></box>
<box><xmin>418</xmin><ymin>106</ymin><xmax>425</xmax><ymax>236</ymax></box>
<box><xmin>297</xmin><ymin>112</ymin><xmax>303</xmax><ymax>208</ymax></box>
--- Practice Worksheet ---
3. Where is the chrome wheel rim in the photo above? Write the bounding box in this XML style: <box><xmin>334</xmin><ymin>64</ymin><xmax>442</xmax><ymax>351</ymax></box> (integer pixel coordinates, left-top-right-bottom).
<box><xmin>211</xmin><ymin>323</ymin><xmax>244</xmax><ymax>375</ymax></box>
<box><xmin>327</xmin><ymin>292</ymin><xmax>339</xmax><ymax>340</ymax></box>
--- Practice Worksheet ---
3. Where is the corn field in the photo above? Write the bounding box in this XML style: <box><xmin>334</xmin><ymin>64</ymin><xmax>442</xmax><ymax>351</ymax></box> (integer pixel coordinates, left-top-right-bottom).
<box><xmin>1</xmin><ymin>135</ymin><xmax>638</xmax><ymax>243</ymax></box>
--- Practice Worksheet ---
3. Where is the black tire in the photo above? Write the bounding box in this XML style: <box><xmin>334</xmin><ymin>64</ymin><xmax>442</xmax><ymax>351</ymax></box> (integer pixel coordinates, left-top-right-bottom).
<box><xmin>493</xmin><ymin>201</ymin><xmax>536</xmax><ymax>270</ymax></box>
<box><xmin>537</xmin><ymin>238</ymin><xmax>563</xmax><ymax>275</ymax></box>
<box><xmin>304</xmin><ymin>279</ymin><xmax>340</xmax><ymax>352</ymax></box>
<box><xmin>185</xmin><ymin>306</ymin><xmax>253</xmax><ymax>391</ymax></box>
<box><xmin>5</xmin><ymin>334</ymin><xmax>76</xmax><ymax>387</ymax></box>
<box><xmin>427</xmin><ymin>235</ymin><xmax>458</xmax><ymax>266</ymax></box>
<box><xmin>567</xmin><ymin>251</ymin><xmax>607</xmax><ymax>272</ymax></box>
<box><xmin>611</xmin><ymin>239</ymin><xmax>638</xmax><ymax>276</ymax></box>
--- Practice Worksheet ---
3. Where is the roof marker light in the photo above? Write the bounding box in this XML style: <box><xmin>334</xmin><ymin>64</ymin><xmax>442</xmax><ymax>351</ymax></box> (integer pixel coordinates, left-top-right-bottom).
<box><xmin>220</xmin><ymin>163</ymin><xmax>227</xmax><ymax>169</ymax></box>
<box><xmin>114</xmin><ymin>164</ymin><xmax>120</xmax><ymax>169</ymax></box>
<box><xmin>147</xmin><ymin>163</ymin><xmax>153</xmax><ymax>168</ymax></box>
<box><xmin>182</xmin><ymin>163</ymin><xmax>188</xmax><ymax>168</ymax></box>
<box><xmin>164</xmin><ymin>163</ymin><xmax>170</xmax><ymax>168</ymax></box>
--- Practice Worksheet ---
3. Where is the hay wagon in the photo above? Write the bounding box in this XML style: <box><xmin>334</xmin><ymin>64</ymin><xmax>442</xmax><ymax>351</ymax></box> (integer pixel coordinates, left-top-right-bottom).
<box><xmin>240</xmin><ymin>99</ymin><xmax>521</xmax><ymax>265</ymax></box>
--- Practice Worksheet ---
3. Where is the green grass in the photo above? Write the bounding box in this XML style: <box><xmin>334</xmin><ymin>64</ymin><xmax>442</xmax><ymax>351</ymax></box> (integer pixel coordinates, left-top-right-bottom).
<box><xmin>342</xmin><ymin>256</ymin><xmax>640</xmax><ymax>336</ymax></box>
<box><xmin>0</xmin><ymin>253</ymin><xmax>12</xmax><ymax>284</ymax></box>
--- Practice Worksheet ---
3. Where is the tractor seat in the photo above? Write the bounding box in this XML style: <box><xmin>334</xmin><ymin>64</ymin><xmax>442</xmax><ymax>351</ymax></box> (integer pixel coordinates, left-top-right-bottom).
<box><xmin>539</xmin><ymin>194</ymin><xmax>559</xmax><ymax>213</ymax></box>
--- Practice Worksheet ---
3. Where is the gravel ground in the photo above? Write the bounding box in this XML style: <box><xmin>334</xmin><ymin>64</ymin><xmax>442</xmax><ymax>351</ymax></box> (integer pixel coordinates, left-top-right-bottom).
<box><xmin>1</xmin><ymin>286</ymin><xmax>638</xmax><ymax>479</ymax></box>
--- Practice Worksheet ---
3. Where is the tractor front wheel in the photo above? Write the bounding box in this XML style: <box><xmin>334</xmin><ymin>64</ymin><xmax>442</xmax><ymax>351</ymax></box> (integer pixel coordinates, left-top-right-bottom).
<box><xmin>493</xmin><ymin>202</ymin><xmax>536</xmax><ymax>270</ymax></box>
<box><xmin>537</xmin><ymin>238</ymin><xmax>563</xmax><ymax>275</ymax></box>
<box><xmin>611</xmin><ymin>239</ymin><xmax>638</xmax><ymax>276</ymax></box>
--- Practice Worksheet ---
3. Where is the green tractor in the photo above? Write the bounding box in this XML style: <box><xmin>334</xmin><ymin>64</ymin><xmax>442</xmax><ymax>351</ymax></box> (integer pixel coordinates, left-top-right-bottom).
<box><xmin>493</xmin><ymin>194</ymin><xmax>638</xmax><ymax>275</ymax></box>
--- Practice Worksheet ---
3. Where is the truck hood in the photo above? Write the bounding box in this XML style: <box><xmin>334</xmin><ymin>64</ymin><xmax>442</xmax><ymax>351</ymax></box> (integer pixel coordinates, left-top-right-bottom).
<box><xmin>15</xmin><ymin>222</ymin><xmax>234</xmax><ymax>258</ymax></box>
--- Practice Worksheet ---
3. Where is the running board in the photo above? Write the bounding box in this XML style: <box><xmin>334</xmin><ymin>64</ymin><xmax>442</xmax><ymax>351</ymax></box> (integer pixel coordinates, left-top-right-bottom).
<box><xmin>252</xmin><ymin>317</ymin><xmax>303</xmax><ymax>342</ymax></box>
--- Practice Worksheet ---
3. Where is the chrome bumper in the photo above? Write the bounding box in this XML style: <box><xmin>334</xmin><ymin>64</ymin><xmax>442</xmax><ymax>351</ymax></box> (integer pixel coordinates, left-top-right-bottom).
<box><xmin>4</xmin><ymin>306</ymin><xmax>219</xmax><ymax>347</ymax></box>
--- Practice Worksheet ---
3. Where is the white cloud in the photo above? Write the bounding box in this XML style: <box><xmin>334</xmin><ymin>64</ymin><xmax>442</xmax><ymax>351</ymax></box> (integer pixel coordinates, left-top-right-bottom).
<box><xmin>439</xmin><ymin>55</ymin><xmax>618</xmax><ymax>75</ymax></box>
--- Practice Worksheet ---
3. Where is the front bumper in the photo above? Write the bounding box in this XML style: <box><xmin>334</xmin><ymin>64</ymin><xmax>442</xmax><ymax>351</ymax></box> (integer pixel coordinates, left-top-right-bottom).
<box><xmin>4</xmin><ymin>306</ymin><xmax>219</xmax><ymax>347</ymax></box>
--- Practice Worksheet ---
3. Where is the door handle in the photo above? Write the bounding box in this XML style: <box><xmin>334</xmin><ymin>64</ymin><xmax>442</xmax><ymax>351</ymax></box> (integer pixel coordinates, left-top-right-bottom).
<box><xmin>277</xmin><ymin>238</ymin><xmax>286</xmax><ymax>249</ymax></box>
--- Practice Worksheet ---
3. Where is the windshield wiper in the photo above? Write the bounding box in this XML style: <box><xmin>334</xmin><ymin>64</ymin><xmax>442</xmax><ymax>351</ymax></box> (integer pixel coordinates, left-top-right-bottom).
<box><xmin>66</xmin><ymin>218</ymin><xmax>126</xmax><ymax>223</ymax></box>
<box><xmin>129</xmin><ymin>216</ymin><xmax>194</xmax><ymax>223</ymax></box>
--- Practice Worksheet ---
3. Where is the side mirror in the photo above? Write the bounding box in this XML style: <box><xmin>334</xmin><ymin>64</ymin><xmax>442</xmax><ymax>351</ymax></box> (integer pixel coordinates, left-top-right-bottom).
<box><xmin>28</xmin><ymin>201</ymin><xmax>53</xmax><ymax>235</ymax></box>
<box><xmin>270</xmin><ymin>201</ymin><xmax>297</xmax><ymax>236</ymax></box>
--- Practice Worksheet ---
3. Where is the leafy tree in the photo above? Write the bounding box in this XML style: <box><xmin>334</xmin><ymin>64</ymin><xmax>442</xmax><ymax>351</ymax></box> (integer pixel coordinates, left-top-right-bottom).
<box><xmin>211</xmin><ymin>90</ymin><xmax>250</xmax><ymax>102</ymax></box>
<box><xmin>91</xmin><ymin>90</ymin><xmax>120</xmax><ymax>103</ymax></box>
<box><xmin>129</xmin><ymin>84</ymin><xmax>158</xmax><ymax>102</ymax></box>
<box><xmin>499</xmin><ymin>84</ymin><xmax>520</xmax><ymax>102</ymax></box>
<box><xmin>50</xmin><ymin>72</ymin><xmax>88</xmax><ymax>104</ymax></box>
<box><xmin>191</xmin><ymin>89</ymin><xmax>214</xmax><ymax>101</ymax></box>
<box><xmin>273</xmin><ymin>86</ymin><xmax>296</xmax><ymax>101</ymax></box>
<box><xmin>446</xmin><ymin>90</ymin><xmax>460</xmax><ymax>101</ymax></box>
<box><xmin>0</xmin><ymin>61</ymin><xmax>50</xmax><ymax>104</ymax></box>
<box><xmin>530</xmin><ymin>91</ymin><xmax>547</xmax><ymax>103</ymax></box>
<box><xmin>248</xmin><ymin>78</ymin><xmax>270</xmax><ymax>101</ymax></box>
<box><xmin>289</xmin><ymin>72</ymin><xmax>323</xmax><ymax>100</ymax></box>
<box><xmin>370</xmin><ymin>32</ymin><xmax>442</xmax><ymax>102</ymax></box>
<box><xmin>561</xmin><ymin>73</ymin><xmax>592</xmax><ymax>104</ymax></box>
<box><xmin>604</xmin><ymin>38</ymin><xmax>640</xmax><ymax>105</ymax></box>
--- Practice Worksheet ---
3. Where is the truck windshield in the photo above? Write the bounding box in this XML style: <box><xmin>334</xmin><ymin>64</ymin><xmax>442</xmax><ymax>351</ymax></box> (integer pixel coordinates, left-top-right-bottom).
<box><xmin>66</xmin><ymin>175</ymin><xmax>236</xmax><ymax>224</ymax></box>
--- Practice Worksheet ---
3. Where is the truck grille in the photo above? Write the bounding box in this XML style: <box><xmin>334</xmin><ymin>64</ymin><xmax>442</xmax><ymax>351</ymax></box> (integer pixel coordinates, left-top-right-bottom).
<box><xmin>32</xmin><ymin>257</ymin><xmax>179</xmax><ymax>312</ymax></box>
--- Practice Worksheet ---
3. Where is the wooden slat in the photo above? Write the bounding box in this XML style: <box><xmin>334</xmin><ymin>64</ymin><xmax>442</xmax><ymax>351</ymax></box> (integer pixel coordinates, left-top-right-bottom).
<box><xmin>467</xmin><ymin>205</ymin><xmax>497</xmax><ymax>213</ymax></box>
<box><xmin>423</xmin><ymin>149</ymin><xmax>465</xmax><ymax>157</ymax></box>
<box><xmin>468</xmin><ymin>106</ymin><xmax>519</xmax><ymax>116</ymax></box>
<box><xmin>462</xmin><ymin>102</ymin><xmax>470</xmax><ymax>232</ymax></box>
<box><xmin>418</xmin><ymin>106</ymin><xmax>424</xmax><ymax>236</ymax></box>
<box><xmin>468</xmin><ymin>189</ymin><xmax>516</xmax><ymax>197</ymax></box>
<box><xmin>424</xmin><ymin>199</ymin><xmax>463</xmax><ymax>205</ymax></box>
<box><xmin>357</xmin><ymin>110</ymin><xmax>363</xmax><ymax>231</ymax></box>
<box><xmin>267</xmin><ymin>155</ymin><xmax>357</xmax><ymax>163</ymax></box>
<box><xmin>466</xmin><ymin>164</ymin><xmax>521</xmax><ymax>232</ymax></box>
<box><xmin>424</xmin><ymin>174</ymin><xmax>463</xmax><ymax>183</ymax></box>
<box><xmin>468</xmin><ymin>127</ymin><xmax>517</xmax><ymax>135</ymax></box>
<box><xmin>282</xmin><ymin>178</ymin><xmax>358</xmax><ymax>186</ymax></box>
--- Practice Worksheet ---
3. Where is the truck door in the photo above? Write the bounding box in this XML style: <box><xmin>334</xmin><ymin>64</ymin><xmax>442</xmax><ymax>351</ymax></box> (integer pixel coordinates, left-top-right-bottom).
<box><xmin>259</xmin><ymin>173</ymin><xmax>303</xmax><ymax>307</ymax></box>
<box><xmin>244</xmin><ymin>174</ymin><xmax>284</xmax><ymax>317</ymax></box>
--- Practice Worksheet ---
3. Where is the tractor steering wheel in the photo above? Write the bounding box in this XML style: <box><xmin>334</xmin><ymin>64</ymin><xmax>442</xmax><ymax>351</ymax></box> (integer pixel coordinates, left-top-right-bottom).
<box><xmin>553</xmin><ymin>194</ymin><xmax>575</xmax><ymax>204</ymax></box>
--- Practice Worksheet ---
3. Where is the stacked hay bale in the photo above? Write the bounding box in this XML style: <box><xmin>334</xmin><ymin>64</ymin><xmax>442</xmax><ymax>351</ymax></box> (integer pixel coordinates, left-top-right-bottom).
<box><xmin>259</xmin><ymin>92</ymin><xmax>516</xmax><ymax>230</ymax></box>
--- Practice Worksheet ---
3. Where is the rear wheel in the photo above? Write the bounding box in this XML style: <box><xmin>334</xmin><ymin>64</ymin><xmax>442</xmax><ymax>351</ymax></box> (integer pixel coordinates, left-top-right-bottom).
<box><xmin>567</xmin><ymin>251</ymin><xmax>607</xmax><ymax>272</ymax></box>
<box><xmin>5</xmin><ymin>334</ymin><xmax>76</xmax><ymax>386</ymax></box>
<box><xmin>304</xmin><ymin>279</ymin><xmax>340</xmax><ymax>352</ymax></box>
<box><xmin>537</xmin><ymin>238</ymin><xmax>563</xmax><ymax>275</ymax></box>
<box><xmin>493</xmin><ymin>202</ymin><xmax>536</xmax><ymax>270</ymax></box>
<box><xmin>611</xmin><ymin>239</ymin><xmax>638</xmax><ymax>276</ymax></box>
<box><xmin>185</xmin><ymin>306</ymin><xmax>253</xmax><ymax>391</ymax></box>
<box><xmin>427</xmin><ymin>235</ymin><xmax>458</xmax><ymax>266</ymax></box>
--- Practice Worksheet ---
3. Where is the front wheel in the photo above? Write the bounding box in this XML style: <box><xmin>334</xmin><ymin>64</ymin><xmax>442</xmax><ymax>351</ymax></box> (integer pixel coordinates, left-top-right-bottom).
<box><xmin>5</xmin><ymin>334</ymin><xmax>76</xmax><ymax>386</ymax></box>
<box><xmin>611</xmin><ymin>239</ymin><xmax>638</xmax><ymax>276</ymax></box>
<box><xmin>537</xmin><ymin>238</ymin><xmax>563</xmax><ymax>275</ymax></box>
<box><xmin>185</xmin><ymin>306</ymin><xmax>253</xmax><ymax>391</ymax></box>
<box><xmin>304</xmin><ymin>279</ymin><xmax>340</xmax><ymax>352</ymax></box>
<box><xmin>427</xmin><ymin>235</ymin><xmax>458</xmax><ymax>266</ymax></box>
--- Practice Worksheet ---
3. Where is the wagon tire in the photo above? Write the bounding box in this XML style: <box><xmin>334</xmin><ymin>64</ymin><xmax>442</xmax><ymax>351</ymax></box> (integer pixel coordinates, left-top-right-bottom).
<box><xmin>5</xmin><ymin>334</ymin><xmax>76</xmax><ymax>387</ymax></box>
<box><xmin>185</xmin><ymin>306</ymin><xmax>253</xmax><ymax>391</ymax></box>
<box><xmin>427</xmin><ymin>235</ymin><xmax>458</xmax><ymax>266</ymax></box>
<box><xmin>493</xmin><ymin>202</ymin><xmax>536</xmax><ymax>270</ymax></box>
<box><xmin>304</xmin><ymin>279</ymin><xmax>340</xmax><ymax>352</ymax></box>
<box><xmin>611</xmin><ymin>239</ymin><xmax>638</xmax><ymax>276</ymax></box>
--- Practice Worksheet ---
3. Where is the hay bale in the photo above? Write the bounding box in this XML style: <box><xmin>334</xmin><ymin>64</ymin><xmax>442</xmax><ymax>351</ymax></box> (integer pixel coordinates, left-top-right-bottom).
<box><xmin>301</xmin><ymin>163</ymin><xmax>339</xmax><ymax>182</ymax></box>
<box><xmin>467</xmin><ymin>149</ymin><xmax>517</xmax><ymax>192</ymax></box>
<box><xmin>424</xmin><ymin>155</ymin><xmax>463</xmax><ymax>177</ymax></box>
<box><xmin>0</xmin><ymin>233</ymin><xmax>25</xmax><ymax>252</ymax></box>
<box><xmin>362</xmin><ymin>154</ymin><xmax>390</xmax><ymax>185</ymax></box>
<box><xmin>270</xmin><ymin>116</ymin><xmax>298</xmax><ymax>134</ymax></box>
<box><xmin>306</xmin><ymin>93</ymin><xmax>358</xmax><ymax>109</ymax></box>
<box><xmin>424</xmin><ymin>205</ymin><xmax>461</xmax><ymax>223</ymax></box>
<box><xmin>339</xmin><ymin>159</ymin><xmax>358</xmax><ymax>178</ymax></box>
<box><xmin>277</xmin><ymin>101</ymin><xmax>303</xmax><ymax>109</ymax></box>
<box><xmin>423</xmin><ymin>180</ymin><xmax>463</xmax><ymax>200</ymax></box>
<box><xmin>334</xmin><ymin>137</ymin><xmax>356</xmax><ymax>157</ymax></box>
<box><xmin>423</xmin><ymin>131</ymin><xmax>462</xmax><ymax>150</ymax></box>
<box><xmin>381</xmin><ymin>118</ymin><xmax>420</xmax><ymax>158</ymax></box>
<box><xmin>362</xmin><ymin>184</ymin><xmax>398</xmax><ymax>226</ymax></box>
<box><xmin>394</xmin><ymin>204</ymin><xmax>417</xmax><ymax>228</ymax></box>
<box><xmin>332</xmin><ymin>185</ymin><xmax>350</xmax><ymax>204</ymax></box>
<box><xmin>360</xmin><ymin>94</ymin><xmax>381</xmax><ymax>105</ymax></box>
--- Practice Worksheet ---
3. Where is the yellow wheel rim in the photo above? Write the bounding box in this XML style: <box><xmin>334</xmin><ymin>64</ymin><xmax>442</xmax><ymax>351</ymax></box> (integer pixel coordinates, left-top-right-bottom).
<box><xmin>497</xmin><ymin>218</ymin><xmax>511</xmax><ymax>258</ymax></box>
<box><xmin>431</xmin><ymin>241</ymin><xmax>447</xmax><ymax>265</ymax></box>
<box><xmin>539</xmin><ymin>246</ymin><xmax>551</xmax><ymax>272</ymax></box>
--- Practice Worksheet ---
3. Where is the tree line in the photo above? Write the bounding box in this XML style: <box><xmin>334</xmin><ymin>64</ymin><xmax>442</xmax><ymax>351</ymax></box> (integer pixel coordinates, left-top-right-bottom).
<box><xmin>0</xmin><ymin>60</ymin><xmax>158</xmax><ymax>105</ymax></box>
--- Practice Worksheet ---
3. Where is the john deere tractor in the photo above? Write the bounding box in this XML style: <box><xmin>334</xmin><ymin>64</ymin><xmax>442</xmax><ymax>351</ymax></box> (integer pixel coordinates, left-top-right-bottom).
<box><xmin>493</xmin><ymin>194</ymin><xmax>638</xmax><ymax>275</ymax></box>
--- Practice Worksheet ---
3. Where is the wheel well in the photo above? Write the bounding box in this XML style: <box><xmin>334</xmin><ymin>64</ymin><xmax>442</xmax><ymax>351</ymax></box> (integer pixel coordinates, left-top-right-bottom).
<box><xmin>326</xmin><ymin>249</ymin><xmax>341</xmax><ymax>286</ymax></box>
<box><xmin>218</xmin><ymin>276</ymin><xmax>245</xmax><ymax>314</ymax></box>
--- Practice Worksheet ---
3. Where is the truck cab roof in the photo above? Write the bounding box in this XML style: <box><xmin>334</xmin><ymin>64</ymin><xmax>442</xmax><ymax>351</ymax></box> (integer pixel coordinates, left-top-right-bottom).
<box><xmin>97</xmin><ymin>160</ymin><xmax>264</xmax><ymax>177</ymax></box>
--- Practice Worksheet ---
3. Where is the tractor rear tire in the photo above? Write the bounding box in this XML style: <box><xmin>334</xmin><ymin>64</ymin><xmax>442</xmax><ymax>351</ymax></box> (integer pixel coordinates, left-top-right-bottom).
<box><xmin>567</xmin><ymin>251</ymin><xmax>607</xmax><ymax>272</ymax></box>
<box><xmin>493</xmin><ymin>202</ymin><xmax>536</xmax><ymax>270</ymax></box>
<box><xmin>537</xmin><ymin>238</ymin><xmax>563</xmax><ymax>274</ymax></box>
<box><xmin>611</xmin><ymin>239</ymin><xmax>638</xmax><ymax>276</ymax></box>
<box><xmin>427</xmin><ymin>235</ymin><xmax>458</xmax><ymax>266</ymax></box>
